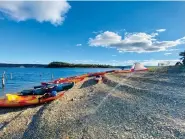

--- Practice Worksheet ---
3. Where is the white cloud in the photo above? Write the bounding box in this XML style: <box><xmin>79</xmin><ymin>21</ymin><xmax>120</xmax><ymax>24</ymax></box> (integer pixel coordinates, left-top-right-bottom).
<box><xmin>107</xmin><ymin>59</ymin><xmax>179</xmax><ymax>66</ymax></box>
<box><xmin>88</xmin><ymin>31</ymin><xmax>185</xmax><ymax>53</ymax></box>
<box><xmin>0</xmin><ymin>1</ymin><xmax>70</xmax><ymax>25</ymax></box>
<box><xmin>142</xmin><ymin>59</ymin><xmax>179</xmax><ymax>66</ymax></box>
<box><xmin>166</xmin><ymin>49</ymin><xmax>179</xmax><ymax>51</ymax></box>
<box><xmin>76</xmin><ymin>44</ymin><xmax>82</xmax><ymax>46</ymax></box>
<box><xmin>70</xmin><ymin>59</ymin><xmax>180</xmax><ymax>66</ymax></box>
<box><xmin>156</xmin><ymin>29</ymin><xmax>166</xmax><ymax>32</ymax></box>
<box><xmin>164</xmin><ymin>53</ymin><xmax>172</xmax><ymax>56</ymax></box>
<box><xmin>89</xmin><ymin>31</ymin><xmax>122</xmax><ymax>47</ymax></box>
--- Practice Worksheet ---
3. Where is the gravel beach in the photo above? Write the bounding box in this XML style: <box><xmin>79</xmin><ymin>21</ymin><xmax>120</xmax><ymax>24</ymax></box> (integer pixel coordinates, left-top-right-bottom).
<box><xmin>0</xmin><ymin>71</ymin><xmax>185</xmax><ymax>139</ymax></box>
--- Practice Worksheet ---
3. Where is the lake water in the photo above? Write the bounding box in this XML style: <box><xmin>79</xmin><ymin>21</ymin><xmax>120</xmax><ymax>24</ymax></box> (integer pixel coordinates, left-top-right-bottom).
<box><xmin>0</xmin><ymin>67</ymin><xmax>117</xmax><ymax>96</ymax></box>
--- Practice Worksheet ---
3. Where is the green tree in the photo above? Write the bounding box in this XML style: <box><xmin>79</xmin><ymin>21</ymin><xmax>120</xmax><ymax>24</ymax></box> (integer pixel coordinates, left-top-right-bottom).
<box><xmin>180</xmin><ymin>50</ymin><xmax>185</xmax><ymax>65</ymax></box>
<box><xmin>47</xmin><ymin>61</ymin><xmax>114</xmax><ymax>68</ymax></box>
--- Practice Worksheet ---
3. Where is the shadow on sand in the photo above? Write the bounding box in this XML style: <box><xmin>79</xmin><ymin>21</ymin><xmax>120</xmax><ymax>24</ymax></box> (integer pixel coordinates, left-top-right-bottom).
<box><xmin>0</xmin><ymin>103</ymin><xmax>51</xmax><ymax>133</ymax></box>
<box><xmin>80</xmin><ymin>78</ymin><xmax>97</xmax><ymax>89</ymax></box>
<box><xmin>0</xmin><ymin>103</ymin><xmax>49</xmax><ymax>115</ymax></box>
<box><xmin>0</xmin><ymin>111</ymin><xmax>23</xmax><ymax>131</ymax></box>
<box><xmin>22</xmin><ymin>103</ymin><xmax>50</xmax><ymax>139</ymax></box>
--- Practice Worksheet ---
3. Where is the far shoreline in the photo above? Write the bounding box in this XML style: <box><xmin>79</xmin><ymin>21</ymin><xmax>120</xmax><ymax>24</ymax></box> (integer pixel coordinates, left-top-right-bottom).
<box><xmin>0</xmin><ymin>62</ymin><xmax>129</xmax><ymax>69</ymax></box>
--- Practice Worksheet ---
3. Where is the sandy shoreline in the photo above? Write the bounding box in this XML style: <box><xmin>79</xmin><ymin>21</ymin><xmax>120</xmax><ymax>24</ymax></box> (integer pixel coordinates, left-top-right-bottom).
<box><xmin>0</xmin><ymin>71</ymin><xmax>185</xmax><ymax>139</ymax></box>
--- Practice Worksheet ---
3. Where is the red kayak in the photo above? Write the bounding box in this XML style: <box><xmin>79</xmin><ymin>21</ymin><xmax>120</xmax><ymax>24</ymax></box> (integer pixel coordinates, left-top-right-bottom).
<box><xmin>88</xmin><ymin>72</ymin><xmax>106</xmax><ymax>77</ymax></box>
<box><xmin>41</xmin><ymin>76</ymin><xmax>85</xmax><ymax>86</ymax></box>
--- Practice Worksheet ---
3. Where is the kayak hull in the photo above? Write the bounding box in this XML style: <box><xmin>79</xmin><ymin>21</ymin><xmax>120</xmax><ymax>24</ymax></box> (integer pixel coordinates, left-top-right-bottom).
<box><xmin>88</xmin><ymin>72</ymin><xmax>106</xmax><ymax>77</ymax></box>
<box><xmin>41</xmin><ymin>76</ymin><xmax>84</xmax><ymax>86</ymax></box>
<box><xmin>114</xmin><ymin>70</ymin><xmax>131</xmax><ymax>73</ymax></box>
<box><xmin>0</xmin><ymin>92</ymin><xmax>64</xmax><ymax>108</ymax></box>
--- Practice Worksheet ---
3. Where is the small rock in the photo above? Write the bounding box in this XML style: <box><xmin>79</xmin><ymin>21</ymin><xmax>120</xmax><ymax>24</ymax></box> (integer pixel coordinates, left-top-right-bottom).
<box><xmin>71</xmin><ymin>98</ymin><xmax>75</xmax><ymax>101</ymax></box>
<box><xmin>27</xmin><ymin>119</ymin><xmax>31</xmax><ymax>126</ymax></box>
<box><xmin>174</xmin><ymin>130</ymin><xmax>181</xmax><ymax>137</ymax></box>
<box><xmin>93</xmin><ymin>101</ymin><xmax>99</xmax><ymax>105</ymax></box>
<box><xmin>79</xmin><ymin>96</ymin><xmax>84</xmax><ymax>99</ymax></box>
<box><xmin>0</xmin><ymin>123</ymin><xmax>4</xmax><ymax>129</ymax></box>
<box><xmin>124</xmin><ymin>125</ymin><xmax>132</xmax><ymax>131</ymax></box>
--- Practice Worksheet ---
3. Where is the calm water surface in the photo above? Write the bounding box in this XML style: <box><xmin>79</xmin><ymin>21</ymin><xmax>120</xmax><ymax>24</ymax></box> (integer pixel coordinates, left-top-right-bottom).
<box><xmin>0</xmin><ymin>67</ymin><xmax>117</xmax><ymax>96</ymax></box>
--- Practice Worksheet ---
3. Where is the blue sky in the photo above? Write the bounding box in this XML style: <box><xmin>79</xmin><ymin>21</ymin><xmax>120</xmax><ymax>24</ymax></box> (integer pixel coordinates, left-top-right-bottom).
<box><xmin>0</xmin><ymin>1</ymin><xmax>184</xmax><ymax>66</ymax></box>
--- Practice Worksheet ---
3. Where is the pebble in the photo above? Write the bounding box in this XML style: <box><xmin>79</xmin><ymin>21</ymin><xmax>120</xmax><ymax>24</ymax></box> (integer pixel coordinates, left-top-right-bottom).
<box><xmin>124</xmin><ymin>125</ymin><xmax>133</xmax><ymax>131</ymax></box>
<box><xmin>70</xmin><ymin>98</ymin><xmax>75</xmax><ymax>101</ymax></box>
<box><xmin>0</xmin><ymin>123</ymin><xmax>4</xmax><ymax>129</ymax></box>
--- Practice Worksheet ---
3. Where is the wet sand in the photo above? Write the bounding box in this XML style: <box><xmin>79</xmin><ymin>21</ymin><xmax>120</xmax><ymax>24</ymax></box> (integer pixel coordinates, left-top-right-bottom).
<box><xmin>0</xmin><ymin>71</ymin><xmax>185</xmax><ymax>139</ymax></box>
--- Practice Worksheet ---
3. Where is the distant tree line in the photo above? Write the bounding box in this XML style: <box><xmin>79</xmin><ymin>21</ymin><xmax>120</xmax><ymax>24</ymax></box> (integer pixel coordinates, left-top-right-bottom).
<box><xmin>0</xmin><ymin>63</ymin><xmax>46</xmax><ymax>68</ymax></box>
<box><xmin>47</xmin><ymin>62</ymin><xmax>114</xmax><ymax>68</ymax></box>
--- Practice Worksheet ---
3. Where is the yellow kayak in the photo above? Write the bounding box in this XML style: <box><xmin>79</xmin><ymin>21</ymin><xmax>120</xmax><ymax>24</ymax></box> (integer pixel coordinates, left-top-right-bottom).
<box><xmin>0</xmin><ymin>92</ymin><xmax>65</xmax><ymax>108</ymax></box>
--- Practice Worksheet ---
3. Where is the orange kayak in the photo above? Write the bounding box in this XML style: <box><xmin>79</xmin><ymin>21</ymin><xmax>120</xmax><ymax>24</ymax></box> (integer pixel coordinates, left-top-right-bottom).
<box><xmin>55</xmin><ymin>77</ymin><xmax>84</xmax><ymax>84</ymax></box>
<box><xmin>42</xmin><ymin>76</ymin><xmax>85</xmax><ymax>85</ymax></box>
<box><xmin>114</xmin><ymin>70</ymin><xmax>131</xmax><ymax>73</ymax></box>
<box><xmin>88</xmin><ymin>72</ymin><xmax>106</xmax><ymax>77</ymax></box>
<box><xmin>0</xmin><ymin>92</ymin><xmax>64</xmax><ymax>108</ymax></box>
